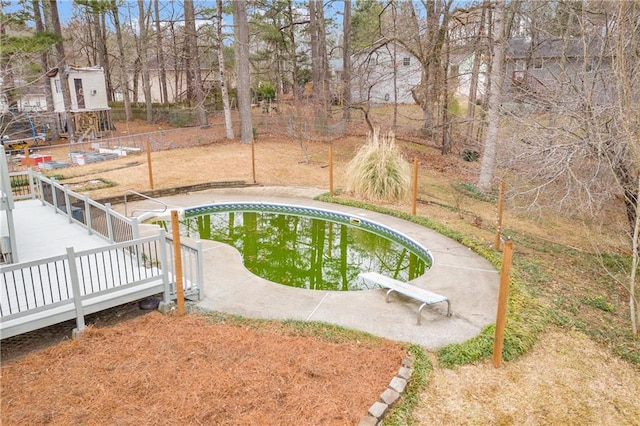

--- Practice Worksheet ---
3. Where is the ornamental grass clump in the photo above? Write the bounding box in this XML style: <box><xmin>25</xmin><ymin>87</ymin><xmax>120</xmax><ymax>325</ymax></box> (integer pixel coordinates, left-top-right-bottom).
<box><xmin>346</xmin><ymin>128</ymin><xmax>410</xmax><ymax>202</ymax></box>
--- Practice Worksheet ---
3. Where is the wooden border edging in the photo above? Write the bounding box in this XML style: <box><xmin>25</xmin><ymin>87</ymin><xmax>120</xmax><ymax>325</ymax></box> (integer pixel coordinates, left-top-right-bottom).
<box><xmin>95</xmin><ymin>181</ymin><xmax>259</xmax><ymax>205</ymax></box>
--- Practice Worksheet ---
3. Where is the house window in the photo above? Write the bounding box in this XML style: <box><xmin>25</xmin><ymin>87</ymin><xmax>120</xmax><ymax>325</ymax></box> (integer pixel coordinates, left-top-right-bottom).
<box><xmin>54</xmin><ymin>80</ymin><xmax>61</xmax><ymax>93</ymax></box>
<box><xmin>403</xmin><ymin>57</ymin><xmax>411</xmax><ymax>66</ymax></box>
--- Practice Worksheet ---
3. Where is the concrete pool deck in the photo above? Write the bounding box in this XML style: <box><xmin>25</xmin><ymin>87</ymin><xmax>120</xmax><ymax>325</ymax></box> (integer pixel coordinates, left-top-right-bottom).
<box><xmin>125</xmin><ymin>186</ymin><xmax>499</xmax><ymax>350</ymax></box>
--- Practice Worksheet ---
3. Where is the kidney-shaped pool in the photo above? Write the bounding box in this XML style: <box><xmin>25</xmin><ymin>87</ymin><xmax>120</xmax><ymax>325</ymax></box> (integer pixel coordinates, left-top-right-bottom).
<box><xmin>160</xmin><ymin>202</ymin><xmax>433</xmax><ymax>291</ymax></box>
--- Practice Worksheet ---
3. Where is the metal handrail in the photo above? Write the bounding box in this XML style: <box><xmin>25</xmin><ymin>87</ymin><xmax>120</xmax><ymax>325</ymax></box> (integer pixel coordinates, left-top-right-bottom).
<box><xmin>123</xmin><ymin>189</ymin><xmax>168</xmax><ymax>217</ymax></box>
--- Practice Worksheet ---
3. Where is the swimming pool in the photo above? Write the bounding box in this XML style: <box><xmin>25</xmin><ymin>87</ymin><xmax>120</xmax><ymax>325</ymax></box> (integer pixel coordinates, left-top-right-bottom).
<box><xmin>170</xmin><ymin>202</ymin><xmax>433</xmax><ymax>291</ymax></box>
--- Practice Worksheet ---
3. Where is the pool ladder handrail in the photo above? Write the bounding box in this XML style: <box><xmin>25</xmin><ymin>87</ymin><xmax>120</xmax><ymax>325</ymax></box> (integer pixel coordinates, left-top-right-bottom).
<box><xmin>123</xmin><ymin>189</ymin><xmax>168</xmax><ymax>218</ymax></box>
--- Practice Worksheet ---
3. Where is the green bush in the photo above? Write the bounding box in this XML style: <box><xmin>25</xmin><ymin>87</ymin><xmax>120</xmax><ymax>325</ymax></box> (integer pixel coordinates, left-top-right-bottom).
<box><xmin>255</xmin><ymin>82</ymin><xmax>276</xmax><ymax>101</ymax></box>
<box><xmin>346</xmin><ymin>128</ymin><xmax>410</xmax><ymax>202</ymax></box>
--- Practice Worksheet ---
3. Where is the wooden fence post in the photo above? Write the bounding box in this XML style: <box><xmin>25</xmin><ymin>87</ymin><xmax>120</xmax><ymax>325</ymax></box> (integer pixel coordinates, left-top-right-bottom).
<box><xmin>171</xmin><ymin>210</ymin><xmax>185</xmax><ymax>316</ymax></box>
<box><xmin>24</xmin><ymin>146</ymin><xmax>30</xmax><ymax>167</ymax></box>
<box><xmin>493</xmin><ymin>239</ymin><xmax>514</xmax><ymax>367</ymax></box>
<box><xmin>146</xmin><ymin>140</ymin><xmax>154</xmax><ymax>190</ymax></box>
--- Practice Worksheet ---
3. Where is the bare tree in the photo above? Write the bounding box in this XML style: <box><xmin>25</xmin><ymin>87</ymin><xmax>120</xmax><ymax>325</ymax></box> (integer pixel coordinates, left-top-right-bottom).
<box><xmin>184</xmin><ymin>0</ymin><xmax>208</xmax><ymax>127</ymax></box>
<box><xmin>216</xmin><ymin>0</ymin><xmax>233</xmax><ymax>139</ymax></box>
<box><xmin>456</xmin><ymin>0</ymin><xmax>490</xmax><ymax>145</ymax></box>
<box><xmin>234</xmin><ymin>0</ymin><xmax>253</xmax><ymax>144</ymax></box>
<box><xmin>51</xmin><ymin>0</ymin><xmax>75</xmax><ymax>141</ymax></box>
<box><xmin>477</xmin><ymin>0</ymin><xmax>505</xmax><ymax>192</ymax></box>
<box><xmin>110</xmin><ymin>0</ymin><xmax>131</xmax><ymax>121</ymax></box>
<box><xmin>611</xmin><ymin>0</ymin><xmax>640</xmax><ymax>335</ymax></box>
<box><xmin>137</xmin><ymin>0</ymin><xmax>152</xmax><ymax>123</ymax></box>
<box><xmin>490</xmin><ymin>1</ymin><xmax>639</xmax><ymax>333</ymax></box>
<box><xmin>286</xmin><ymin>0</ymin><xmax>300</xmax><ymax>99</ymax></box>
<box><xmin>395</xmin><ymin>0</ymin><xmax>455</xmax><ymax>137</ymax></box>
<box><xmin>309</xmin><ymin>0</ymin><xmax>329</xmax><ymax>116</ymax></box>
<box><xmin>342</xmin><ymin>0</ymin><xmax>351</xmax><ymax>120</ymax></box>
<box><xmin>32</xmin><ymin>0</ymin><xmax>58</xmax><ymax>139</ymax></box>
<box><xmin>153</xmin><ymin>0</ymin><xmax>168</xmax><ymax>104</ymax></box>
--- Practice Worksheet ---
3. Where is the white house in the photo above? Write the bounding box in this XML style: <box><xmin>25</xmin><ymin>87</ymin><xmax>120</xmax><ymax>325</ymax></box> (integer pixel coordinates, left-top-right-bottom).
<box><xmin>350</xmin><ymin>44</ymin><xmax>422</xmax><ymax>105</ymax></box>
<box><xmin>449</xmin><ymin>50</ymin><xmax>487</xmax><ymax>99</ymax></box>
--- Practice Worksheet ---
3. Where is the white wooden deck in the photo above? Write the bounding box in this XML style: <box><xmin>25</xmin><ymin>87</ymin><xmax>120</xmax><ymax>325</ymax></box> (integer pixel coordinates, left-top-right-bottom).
<box><xmin>1</xmin><ymin>199</ymin><xmax>170</xmax><ymax>339</ymax></box>
<box><xmin>7</xmin><ymin>199</ymin><xmax>112</xmax><ymax>263</ymax></box>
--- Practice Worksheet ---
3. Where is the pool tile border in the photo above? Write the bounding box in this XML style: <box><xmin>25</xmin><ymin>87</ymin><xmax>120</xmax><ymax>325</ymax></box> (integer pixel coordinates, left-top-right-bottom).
<box><xmin>184</xmin><ymin>202</ymin><xmax>434</xmax><ymax>265</ymax></box>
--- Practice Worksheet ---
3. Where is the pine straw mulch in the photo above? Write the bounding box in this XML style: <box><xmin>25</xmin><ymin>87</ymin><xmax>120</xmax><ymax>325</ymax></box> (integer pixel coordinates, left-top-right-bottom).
<box><xmin>1</xmin><ymin>311</ymin><xmax>407</xmax><ymax>425</ymax></box>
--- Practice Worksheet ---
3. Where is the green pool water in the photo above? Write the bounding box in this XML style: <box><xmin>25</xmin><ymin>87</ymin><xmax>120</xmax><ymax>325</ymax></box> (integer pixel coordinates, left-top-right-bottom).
<box><xmin>176</xmin><ymin>211</ymin><xmax>429</xmax><ymax>291</ymax></box>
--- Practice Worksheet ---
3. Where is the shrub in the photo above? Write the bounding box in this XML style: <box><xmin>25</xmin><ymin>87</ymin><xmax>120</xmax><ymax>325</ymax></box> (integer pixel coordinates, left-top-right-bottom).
<box><xmin>346</xmin><ymin>128</ymin><xmax>410</xmax><ymax>202</ymax></box>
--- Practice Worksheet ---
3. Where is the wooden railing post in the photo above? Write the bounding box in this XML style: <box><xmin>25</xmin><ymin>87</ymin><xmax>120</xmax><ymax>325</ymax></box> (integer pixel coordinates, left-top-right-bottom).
<box><xmin>493</xmin><ymin>240</ymin><xmax>514</xmax><ymax>367</ymax></box>
<box><xmin>171</xmin><ymin>210</ymin><xmax>185</xmax><ymax>315</ymax></box>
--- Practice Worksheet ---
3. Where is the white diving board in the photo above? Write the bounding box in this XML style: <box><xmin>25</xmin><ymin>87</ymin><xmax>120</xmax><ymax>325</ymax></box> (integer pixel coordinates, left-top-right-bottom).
<box><xmin>360</xmin><ymin>272</ymin><xmax>452</xmax><ymax>325</ymax></box>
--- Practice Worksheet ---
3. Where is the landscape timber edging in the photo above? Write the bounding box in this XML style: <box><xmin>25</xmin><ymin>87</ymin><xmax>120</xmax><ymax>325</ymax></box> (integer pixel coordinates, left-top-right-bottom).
<box><xmin>93</xmin><ymin>180</ymin><xmax>259</xmax><ymax>206</ymax></box>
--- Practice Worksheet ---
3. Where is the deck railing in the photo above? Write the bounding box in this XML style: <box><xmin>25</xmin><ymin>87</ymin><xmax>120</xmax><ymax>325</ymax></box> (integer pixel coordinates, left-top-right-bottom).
<box><xmin>166</xmin><ymin>236</ymin><xmax>203</xmax><ymax>300</ymax></box>
<box><xmin>36</xmin><ymin>172</ymin><xmax>138</xmax><ymax>243</ymax></box>
<box><xmin>1</xmin><ymin>169</ymin><xmax>204</xmax><ymax>338</ymax></box>
<box><xmin>0</xmin><ymin>232</ymin><xmax>171</xmax><ymax>339</ymax></box>
<box><xmin>8</xmin><ymin>170</ymin><xmax>36</xmax><ymax>201</ymax></box>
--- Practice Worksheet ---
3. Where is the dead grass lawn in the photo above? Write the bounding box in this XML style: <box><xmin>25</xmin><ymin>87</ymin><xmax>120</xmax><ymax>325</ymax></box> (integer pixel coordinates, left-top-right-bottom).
<box><xmin>416</xmin><ymin>329</ymin><xmax>640</xmax><ymax>425</ymax></box>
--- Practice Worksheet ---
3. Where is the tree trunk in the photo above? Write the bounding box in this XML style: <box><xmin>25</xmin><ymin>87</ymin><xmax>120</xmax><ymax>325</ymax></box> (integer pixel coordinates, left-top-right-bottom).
<box><xmin>441</xmin><ymin>27</ymin><xmax>451</xmax><ymax>155</ymax></box>
<box><xmin>630</xmin><ymin>176</ymin><xmax>640</xmax><ymax>336</ymax></box>
<box><xmin>477</xmin><ymin>0</ymin><xmax>505</xmax><ymax>192</ymax></box>
<box><xmin>309</xmin><ymin>0</ymin><xmax>328</xmax><ymax>116</ymax></box>
<box><xmin>99</xmin><ymin>12</ymin><xmax>113</xmax><ymax>102</ymax></box>
<box><xmin>217</xmin><ymin>0</ymin><xmax>233</xmax><ymax>139</ymax></box>
<box><xmin>397</xmin><ymin>1</ymin><xmax>454</xmax><ymax>134</ymax></box>
<box><xmin>392</xmin><ymin>2</ymin><xmax>398</xmax><ymax>128</ymax></box>
<box><xmin>94</xmin><ymin>7</ymin><xmax>107</xmax><ymax>93</ymax></box>
<box><xmin>234</xmin><ymin>0</ymin><xmax>253</xmax><ymax>144</ymax></box>
<box><xmin>465</xmin><ymin>0</ymin><xmax>489</xmax><ymax>145</ymax></box>
<box><xmin>51</xmin><ymin>0</ymin><xmax>75</xmax><ymax>142</ymax></box>
<box><xmin>111</xmin><ymin>0</ymin><xmax>131</xmax><ymax>121</ymax></box>
<box><xmin>286</xmin><ymin>0</ymin><xmax>299</xmax><ymax>100</ymax></box>
<box><xmin>138</xmin><ymin>0</ymin><xmax>152</xmax><ymax>123</ymax></box>
<box><xmin>154</xmin><ymin>0</ymin><xmax>168</xmax><ymax>104</ymax></box>
<box><xmin>185</xmin><ymin>0</ymin><xmax>208</xmax><ymax>127</ymax></box>
<box><xmin>132</xmin><ymin>58</ymin><xmax>140</xmax><ymax>103</ymax></box>
<box><xmin>33</xmin><ymin>1</ymin><xmax>58</xmax><ymax>140</ymax></box>
<box><xmin>169</xmin><ymin>22</ymin><xmax>181</xmax><ymax>102</ymax></box>
<box><xmin>342</xmin><ymin>0</ymin><xmax>351</xmax><ymax>120</ymax></box>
